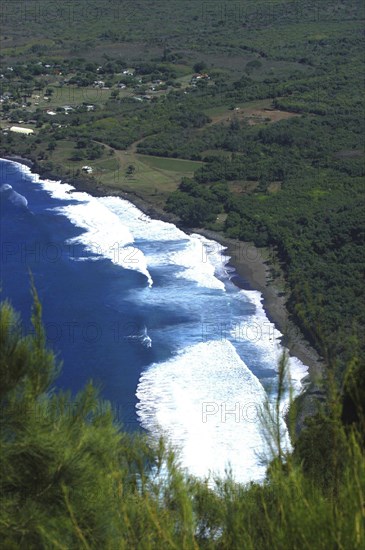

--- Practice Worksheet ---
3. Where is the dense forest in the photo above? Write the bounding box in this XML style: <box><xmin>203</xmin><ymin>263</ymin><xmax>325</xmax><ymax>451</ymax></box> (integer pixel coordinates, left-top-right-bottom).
<box><xmin>165</xmin><ymin>111</ymin><xmax>365</xmax><ymax>369</ymax></box>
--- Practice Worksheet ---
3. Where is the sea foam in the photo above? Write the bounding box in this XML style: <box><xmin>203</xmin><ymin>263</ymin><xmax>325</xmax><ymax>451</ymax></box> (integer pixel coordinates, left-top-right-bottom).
<box><xmin>36</xmin><ymin>180</ymin><xmax>154</xmax><ymax>286</ymax></box>
<box><xmin>6</xmin><ymin>158</ymin><xmax>310</xmax><ymax>483</ymax></box>
<box><xmin>137</xmin><ymin>340</ymin><xmax>268</xmax><ymax>484</ymax></box>
<box><xmin>100</xmin><ymin>197</ymin><xmax>228</xmax><ymax>290</ymax></box>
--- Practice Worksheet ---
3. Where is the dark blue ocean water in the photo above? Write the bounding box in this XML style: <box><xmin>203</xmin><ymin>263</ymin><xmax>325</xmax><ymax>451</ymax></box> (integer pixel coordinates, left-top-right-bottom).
<box><xmin>0</xmin><ymin>160</ymin><xmax>166</xmax><ymax>426</ymax></box>
<box><xmin>0</xmin><ymin>159</ymin><xmax>308</xmax><ymax>482</ymax></box>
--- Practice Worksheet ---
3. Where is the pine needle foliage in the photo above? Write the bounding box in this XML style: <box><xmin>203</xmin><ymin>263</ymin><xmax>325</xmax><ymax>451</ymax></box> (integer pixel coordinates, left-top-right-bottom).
<box><xmin>0</xmin><ymin>297</ymin><xmax>364</xmax><ymax>549</ymax></box>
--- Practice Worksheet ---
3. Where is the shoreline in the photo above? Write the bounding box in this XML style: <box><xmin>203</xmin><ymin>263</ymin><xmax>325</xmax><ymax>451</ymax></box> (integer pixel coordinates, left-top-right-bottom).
<box><xmin>1</xmin><ymin>154</ymin><xmax>324</xmax><ymax>387</ymax></box>
<box><xmin>193</xmin><ymin>228</ymin><xmax>323</xmax><ymax>381</ymax></box>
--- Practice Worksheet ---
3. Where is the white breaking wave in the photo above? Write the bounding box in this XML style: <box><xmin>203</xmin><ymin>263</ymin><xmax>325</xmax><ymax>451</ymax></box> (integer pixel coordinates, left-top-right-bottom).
<box><xmin>38</xmin><ymin>178</ymin><xmax>76</xmax><ymax>199</ymax></box>
<box><xmin>1</xmin><ymin>168</ymin><xmax>154</xmax><ymax>285</ymax></box>
<box><xmin>34</xmin><ymin>180</ymin><xmax>154</xmax><ymax>286</ymax></box>
<box><xmin>99</xmin><ymin>196</ymin><xmax>187</xmax><ymax>242</ymax></box>
<box><xmin>241</xmin><ymin>290</ymin><xmax>309</xmax><ymax>395</ymax></box>
<box><xmin>136</xmin><ymin>340</ymin><xmax>268</xmax><ymax>484</ymax></box>
<box><xmin>100</xmin><ymin>197</ymin><xmax>228</xmax><ymax>290</ymax></box>
<box><xmin>54</xmin><ymin>200</ymin><xmax>153</xmax><ymax>286</ymax></box>
<box><xmin>4</xmin><ymin>159</ymin><xmax>310</xmax><ymax>483</ymax></box>
<box><xmin>10</xmin><ymin>159</ymin><xmax>226</xmax><ymax>290</ymax></box>
<box><xmin>191</xmin><ymin>233</ymin><xmax>230</xmax><ymax>279</ymax></box>
<box><xmin>2</xmin><ymin>160</ymin><xmax>40</xmax><ymax>183</ymax></box>
<box><xmin>168</xmin><ymin>238</ymin><xmax>226</xmax><ymax>290</ymax></box>
<box><xmin>99</xmin><ymin>189</ymin><xmax>309</xmax><ymax>482</ymax></box>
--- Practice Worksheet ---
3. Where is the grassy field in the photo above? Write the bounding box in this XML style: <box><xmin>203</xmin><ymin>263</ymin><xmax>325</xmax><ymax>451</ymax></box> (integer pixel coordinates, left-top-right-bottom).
<box><xmin>50</xmin><ymin>86</ymin><xmax>114</xmax><ymax>105</ymax></box>
<box><xmin>48</xmin><ymin>139</ymin><xmax>203</xmax><ymax>208</ymax></box>
<box><xmin>137</xmin><ymin>155</ymin><xmax>202</xmax><ymax>172</ymax></box>
<box><xmin>100</xmin><ymin>151</ymin><xmax>203</xmax><ymax>207</ymax></box>
<box><xmin>30</xmin><ymin>87</ymin><xmax>114</xmax><ymax>111</ymax></box>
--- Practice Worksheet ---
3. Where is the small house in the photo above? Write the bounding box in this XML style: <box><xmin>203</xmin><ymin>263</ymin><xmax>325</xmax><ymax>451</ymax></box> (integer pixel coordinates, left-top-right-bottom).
<box><xmin>82</xmin><ymin>166</ymin><xmax>93</xmax><ymax>174</ymax></box>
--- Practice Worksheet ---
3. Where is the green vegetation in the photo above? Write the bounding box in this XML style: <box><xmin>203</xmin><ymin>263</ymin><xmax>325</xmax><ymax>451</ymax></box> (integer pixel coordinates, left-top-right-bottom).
<box><xmin>165</xmin><ymin>112</ymin><xmax>364</xmax><ymax>369</ymax></box>
<box><xmin>0</xmin><ymin>2</ymin><xmax>363</xmax><ymax>367</ymax></box>
<box><xmin>0</xmin><ymin>4</ymin><xmax>364</xmax><ymax>543</ymax></box>
<box><xmin>1</xmin><ymin>296</ymin><xmax>364</xmax><ymax>548</ymax></box>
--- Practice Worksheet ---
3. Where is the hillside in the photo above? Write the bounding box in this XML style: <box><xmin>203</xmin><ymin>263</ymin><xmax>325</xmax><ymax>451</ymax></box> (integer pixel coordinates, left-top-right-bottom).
<box><xmin>0</xmin><ymin>0</ymin><xmax>364</xmax><ymax>374</ymax></box>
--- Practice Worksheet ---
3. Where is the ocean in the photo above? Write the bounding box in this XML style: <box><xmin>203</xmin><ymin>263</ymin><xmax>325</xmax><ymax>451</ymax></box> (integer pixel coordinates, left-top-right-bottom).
<box><xmin>0</xmin><ymin>158</ymin><xmax>308</xmax><ymax>483</ymax></box>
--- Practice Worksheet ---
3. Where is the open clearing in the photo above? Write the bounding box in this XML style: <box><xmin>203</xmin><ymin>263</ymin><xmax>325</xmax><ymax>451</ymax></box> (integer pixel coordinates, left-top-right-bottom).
<box><xmin>49</xmin><ymin>139</ymin><xmax>203</xmax><ymax>209</ymax></box>
<box><xmin>205</xmin><ymin>99</ymin><xmax>301</xmax><ymax>126</ymax></box>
